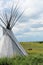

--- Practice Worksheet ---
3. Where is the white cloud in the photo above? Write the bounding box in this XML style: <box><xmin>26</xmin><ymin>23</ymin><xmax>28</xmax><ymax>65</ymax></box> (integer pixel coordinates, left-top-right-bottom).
<box><xmin>23</xmin><ymin>31</ymin><xmax>40</xmax><ymax>36</ymax></box>
<box><xmin>23</xmin><ymin>0</ymin><xmax>43</xmax><ymax>16</ymax></box>
<box><xmin>12</xmin><ymin>27</ymin><xmax>19</xmax><ymax>33</ymax></box>
<box><xmin>0</xmin><ymin>0</ymin><xmax>4</xmax><ymax>10</ymax></box>
<box><xmin>30</xmin><ymin>27</ymin><xmax>43</xmax><ymax>32</ymax></box>
<box><xmin>17</xmin><ymin>22</ymin><xmax>28</xmax><ymax>29</ymax></box>
<box><xmin>12</xmin><ymin>22</ymin><xmax>29</xmax><ymax>34</ymax></box>
<box><xmin>29</xmin><ymin>16</ymin><xmax>43</xmax><ymax>25</ymax></box>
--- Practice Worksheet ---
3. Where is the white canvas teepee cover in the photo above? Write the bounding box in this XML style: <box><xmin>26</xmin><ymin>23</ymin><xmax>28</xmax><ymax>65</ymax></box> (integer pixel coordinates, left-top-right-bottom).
<box><xmin>0</xmin><ymin>28</ymin><xmax>28</xmax><ymax>57</ymax></box>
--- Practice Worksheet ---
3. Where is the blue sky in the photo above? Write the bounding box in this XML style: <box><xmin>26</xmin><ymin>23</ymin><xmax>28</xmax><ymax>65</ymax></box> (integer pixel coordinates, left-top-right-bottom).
<box><xmin>0</xmin><ymin>0</ymin><xmax>43</xmax><ymax>42</ymax></box>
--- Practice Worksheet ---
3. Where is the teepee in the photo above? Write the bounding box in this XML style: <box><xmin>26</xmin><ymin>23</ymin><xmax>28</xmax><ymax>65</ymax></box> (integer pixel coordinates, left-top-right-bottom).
<box><xmin>0</xmin><ymin>3</ymin><xmax>28</xmax><ymax>57</ymax></box>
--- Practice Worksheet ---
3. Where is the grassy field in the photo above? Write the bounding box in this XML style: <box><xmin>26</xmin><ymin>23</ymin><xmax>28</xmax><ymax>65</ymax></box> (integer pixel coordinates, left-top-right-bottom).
<box><xmin>0</xmin><ymin>42</ymin><xmax>43</xmax><ymax>65</ymax></box>
<box><xmin>21</xmin><ymin>42</ymin><xmax>43</xmax><ymax>56</ymax></box>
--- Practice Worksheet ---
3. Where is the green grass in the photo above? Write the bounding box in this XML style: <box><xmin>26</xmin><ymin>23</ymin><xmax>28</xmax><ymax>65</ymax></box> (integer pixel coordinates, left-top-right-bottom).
<box><xmin>21</xmin><ymin>42</ymin><xmax>43</xmax><ymax>56</ymax></box>
<box><xmin>0</xmin><ymin>42</ymin><xmax>43</xmax><ymax>65</ymax></box>
<box><xmin>0</xmin><ymin>55</ymin><xmax>43</xmax><ymax>65</ymax></box>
